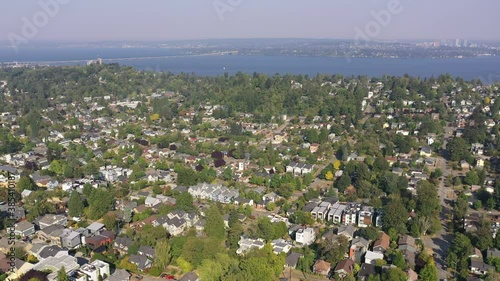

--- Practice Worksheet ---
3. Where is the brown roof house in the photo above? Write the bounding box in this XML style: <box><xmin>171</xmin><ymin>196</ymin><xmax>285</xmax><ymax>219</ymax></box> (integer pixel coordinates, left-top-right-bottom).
<box><xmin>372</xmin><ymin>232</ymin><xmax>390</xmax><ymax>254</ymax></box>
<box><xmin>313</xmin><ymin>259</ymin><xmax>331</xmax><ymax>277</ymax></box>
<box><xmin>398</xmin><ymin>235</ymin><xmax>417</xmax><ymax>267</ymax></box>
<box><xmin>334</xmin><ymin>259</ymin><xmax>354</xmax><ymax>278</ymax></box>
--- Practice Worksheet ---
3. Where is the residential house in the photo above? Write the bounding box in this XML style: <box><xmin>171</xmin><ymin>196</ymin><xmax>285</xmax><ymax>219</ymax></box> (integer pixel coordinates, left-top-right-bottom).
<box><xmin>14</xmin><ymin>221</ymin><xmax>35</xmax><ymax>237</ymax></box>
<box><xmin>470</xmin><ymin>258</ymin><xmax>494</xmax><ymax>275</ymax></box>
<box><xmin>60</xmin><ymin>229</ymin><xmax>81</xmax><ymax>249</ymax></box>
<box><xmin>350</xmin><ymin>237</ymin><xmax>369</xmax><ymax>263</ymax></box>
<box><xmin>398</xmin><ymin>235</ymin><xmax>417</xmax><ymax>267</ymax></box>
<box><xmin>114</xmin><ymin>236</ymin><xmax>134</xmax><ymax>254</ymax></box>
<box><xmin>311</xmin><ymin>206</ymin><xmax>329</xmax><ymax>221</ymax></box>
<box><xmin>271</xmin><ymin>239</ymin><xmax>293</xmax><ymax>255</ymax></box>
<box><xmin>138</xmin><ymin>246</ymin><xmax>155</xmax><ymax>259</ymax></box>
<box><xmin>108</xmin><ymin>269</ymin><xmax>131</xmax><ymax>281</ymax></box>
<box><xmin>392</xmin><ymin>167</ymin><xmax>404</xmax><ymax>176</ymax></box>
<box><xmin>188</xmin><ymin>183</ymin><xmax>239</xmax><ymax>204</ymax></box>
<box><xmin>372</xmin><ymin>232</ymin><xmax>390</xmax><ymax>254</ymax></box>
<box><xmin>233</xmin><ymin>197</ymin><xmax>253</xmax><ymax>206</ymax></box>
<box><xmin>420</xmin><ymin>146</ymin><xmax>432</xmax><ymax>157</ymax></box>
<box><xmin>357</xmin><ymin>263</ymin><xmax>377</xmax><ymax>281</ymax></box>
<box><xmin>285</xmin><ymin>252</ymin><xmax>303</xmax><ymax>269</ymax></box>
<box><xmin>86</xmin><ymin>222</ymin><xmax>105</xmax><ymax>235</ymax></box>
<box><xmin>85</xmin><ymin>230</ymin><xmax>114</xmax><ymax>250</ymax></box>
<box><xmin>486</xmin><ymin>248</ymin><xmax>500</xmax><ymax>259</ymax></box>
<box><xmin>129</xmin><ymin>254</ymin><xmax>152</xmax><ymax>271</ymax></box>
<box><xmin>342</xmin><ymin>203</ymin><xmax>360</xmax><ymax>226</ymax></box>
<box><xmin>337</xmin><ymin>225</ymin><xmax>356</xmax><ymax>241</ymax></box>
<box><xmin>471</xmin><ymin>143</ymin><xmax>485</xmax><ymax>156</ymax></box>
<box><xmin>285</xmin><ymin>162</ymin><xmax>313</xmax><ymax>176</ymax></box>
<box><xmin>364</xmin><ymin>251</ymin><xmax>384</xmax><ymax>265</ymax></box>
<box><xmin>357</xmin><ymin>206</ymin><xmax>374</xmax><ymax>228</ymax></box>
<box><xmin>313</xmin><ymin>259</ymin><xmax>331</xmax><ymax>277</ymax></box>
<box><xmin>80</xmin><ymin>260</ymin><xmax>110</xmax><ymax>281</ymax></box>
<box><xmin>328</xmin><ymin>202</ymin><xmax>347</xmax><ymax>224</ymax></box>
<box><xmin>236</xmin><ymin>237</ymin><xmax>265</xmax><ymax>255</ymax></box>
<box><xmin>334</xmin><ymin>259</ymin><xmax>354</xmax><ymax>278</ymax></box>
<box><xmin>33</xmin><ymin>255</ymin><xmax>79</xmax><ymax>280</ymax></box>
<box><xmin>38</xmin><ymin>214</ymin><xmax>67</xmax><ymax>229</ymax></box>
<box><xmin>262</xmin><ymin>192</ymin><xmax>280</xmax><ymax>204</ymax></box>
<box><xmin>295</xmin><ymin>228</ymin><xmax>315</xmax><ymax>246</ymax></box>
<box><xmin>38</xmin><ymin>245</ymin><xmax>68</xmax><ymax>260</ymax></box>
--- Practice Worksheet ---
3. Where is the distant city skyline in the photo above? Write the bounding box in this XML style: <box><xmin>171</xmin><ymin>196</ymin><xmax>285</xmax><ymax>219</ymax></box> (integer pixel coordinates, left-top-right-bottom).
<box><xmin>1</xmin><ymin>0</ymin><xmax>500</xmax><ymax>43</ymax></box>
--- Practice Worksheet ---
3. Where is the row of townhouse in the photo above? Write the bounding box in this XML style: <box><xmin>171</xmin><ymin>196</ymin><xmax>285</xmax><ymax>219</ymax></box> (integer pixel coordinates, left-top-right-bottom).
<box><xmin>309</xmin><ymin>201</ymin><xmax>380</xmax><ymax>228</ymax></box>
<box><xmin>15</xmin><ymin>217</ymin><xmax>113</xmax><ymax>252</ymax></box>
<box><xmin>285</xmin><ymin>162</ymin><xmax>313</xmax><ymax>176</ymax></box>
<box><xmin>188</xmin><ymin>183</ymin><xmax>239</xmax><ymax>204</ymax></box>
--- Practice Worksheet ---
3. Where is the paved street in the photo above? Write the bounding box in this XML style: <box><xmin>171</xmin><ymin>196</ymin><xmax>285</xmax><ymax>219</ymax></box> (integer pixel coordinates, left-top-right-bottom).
<box><xmin>423</xmin><ymin>125</ymin><xmax>455</xmax><ymax>280</ymax></box>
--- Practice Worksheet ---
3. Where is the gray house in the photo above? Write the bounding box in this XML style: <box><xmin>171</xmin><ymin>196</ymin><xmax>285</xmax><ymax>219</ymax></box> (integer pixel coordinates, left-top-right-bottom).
<box><xmin>87</xmin><ymin>222</ymin><xmax>105</xmax><ymax>235</ymax></box>
<box><xmin>138</xmin><ymin>246</ymin><xmax>155</xmax><ymax>259</ymax></box>
<box><xmin>38</xmin><ymin>214</ymin><xmax>67</xmax><ymax>229</ymax></box>
<box><xmin>14</xmin><ymin>221</ymin><xmax>35</xmax><ymax>237</ymax></box>
<box><xmin>60</xmin><ymin>229</ymin><xmax>81</xmax><ymax>249</ymax></box>
<box><xmin>114</xmin><ymin>236</ymin><xmax>134</xmax><ymax>254</ymax></box>
<box><xmin>108</xmin><ymin>269</ymin><xmax>131</xmax><ymax>281</ymax></box>
<box><xmin>129</xmin><ymin>254</ymin><xmax>152</xmax><ymax>270</ymax></box>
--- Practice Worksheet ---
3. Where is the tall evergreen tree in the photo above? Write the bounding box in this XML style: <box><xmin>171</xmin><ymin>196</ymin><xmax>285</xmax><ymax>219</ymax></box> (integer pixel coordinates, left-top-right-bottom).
<box><xmin>68</xmin><ymin>191</ymin><xmax>84</xmax><ymax>218</ymax></box>
<box><xmin>205</xmin><ymin>205</ymin><xmax>225</xmax><ymax>240</ymax></box>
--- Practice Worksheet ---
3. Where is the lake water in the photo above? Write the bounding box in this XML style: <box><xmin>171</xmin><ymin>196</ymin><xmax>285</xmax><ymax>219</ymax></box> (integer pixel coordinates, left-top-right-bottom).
<box><xmin>1</xmin><ymin>47</ymin><xmax>499</xmax><ymax>82</ymax></box>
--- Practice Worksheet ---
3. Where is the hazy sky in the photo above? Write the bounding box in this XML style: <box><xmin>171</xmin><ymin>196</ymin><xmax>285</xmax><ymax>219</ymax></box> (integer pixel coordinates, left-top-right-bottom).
<box><xmin>1</xmin><ymin>0</ymin><xmax>499</xmax><ymax>42</ymax></box>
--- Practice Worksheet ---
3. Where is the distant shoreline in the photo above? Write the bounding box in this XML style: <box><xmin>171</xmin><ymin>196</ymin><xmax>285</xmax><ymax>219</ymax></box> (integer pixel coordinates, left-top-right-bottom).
<box><xmin>1</xmin><ymin>49</ymin><xmax>499</xmax><ymax>82</ymax></box>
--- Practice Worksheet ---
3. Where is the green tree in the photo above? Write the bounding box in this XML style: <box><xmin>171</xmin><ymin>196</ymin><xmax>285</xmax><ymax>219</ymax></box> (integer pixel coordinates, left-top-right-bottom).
<box><xmin>419</xmin><ymin>260</ymin><xmax>438</xmax><ymax>281</ymax></box>
<box><xmin>57</xmin><ymin>267</ymin><xmax>69</xmax><ymax>281</ymax></box>
<box><xmin>227</xmin><ymin>216</ymin><xmax>243</xmax><ymax>250</ymax></box>
<box><xmin>318</xmin><ymin>235</ymin><xmax>349</xmax><ymax>264</ymax></box>
<box><xmin>381</xmin><ymin>267</ymin><xmax>407</xmax><ymax>281</ymax></box>
<box><xmin>256</xmin><ymin>217</ymin><xmax>275</xmax><ymax>241</ymax></box>
<box><xmin>223</xmin><ymin>167</ymin><xmax>233</xmax><ymax>181</ymax></box>
<box><xmin>357</xmin><ymin>226</ymin><xmax>380</xmax><ymax>241</ymax></box>
<box><xmin>382</xmin><ymin>197</ymin><xmax>408</xmax><ymax>234</ymax></box>
<box><xmin>464</xmin><ymin>170</ymin><xmax>480</xmax><ymax>185</ymax></box>
<box><xmin>68</xmin><ymin>191</ymin><xmax>84</xmax><ymax>218</ymax></box>
<box><xmin>17</xmin><ymin>175</ymin><xmax>36</xmax><ymax>192</ymax></box>
<box><xmin>82</xmin><ymin>183</ymin><xmax>93</xmax><ymax>197</ymax></box>
<box><xmin>102</xmin><ymin>213</ymin><xmax>117</xmax><ymax>231</ymax></box>
<box><xmin>447</xmin><ymin>233</ymin><xmax>473</xmax><ymax>271</ymax></box>
<box><xmin>87</xmin><ymin>188</ymin><xmax>114</xmax><ymax>220</ymax></box>
<box><xmin>453</xmin><ymin>197</ymin><xmax>468</xmax><ymax>223</ymax></box>
<box><xmin>392</xmin><ymin>250</ymin><xmax>407</xmax><ymax>269</ymax></box>
<box><xmin>447</xmin><ymin>137</ymin><xmax>470</xmax><ymax>161</ymax></box>
<box><xmin>176</xmin><ymin>192</ymin><xmax>195</xmax><ymax>212</ymax></box>
<box><xmin>135</xmin><ymin>225</ymin><xmax>167</xmax><ymax>247</ymax></box>
<box><xmin>154</xmin><ymin>239</ymin><xmax>172</xmax><ymax>271</ymax></box>
<box><xmin>416</xmin><ymin>181</ymin><xmax>440</xmax><ymax>218</ymax></box>
<box><xmin>205</xmin><ymin>205</ymin><xmax>225</xmax><ymax>240</ymax></box>
<box><xmin>473</xmin><ymin>220</ymin><xmax>493</xmax><ymax>251</ymax></box>
<box><xmin>123</xmin><ymin>207</ymin><xmax>133</xmax><ymax>224</ymax></box>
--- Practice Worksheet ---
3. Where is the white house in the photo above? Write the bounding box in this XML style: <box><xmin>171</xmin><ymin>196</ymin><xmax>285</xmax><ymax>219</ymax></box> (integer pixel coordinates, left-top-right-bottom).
<box><xmin>364</xmin><ymin>251</ymin><xmax>384</xmax><ymax>265</ymax></box>
<box><xmin>295</xmin><ymin>228</ymin><xmax>315</xmax><ymax>246</ymax></box>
